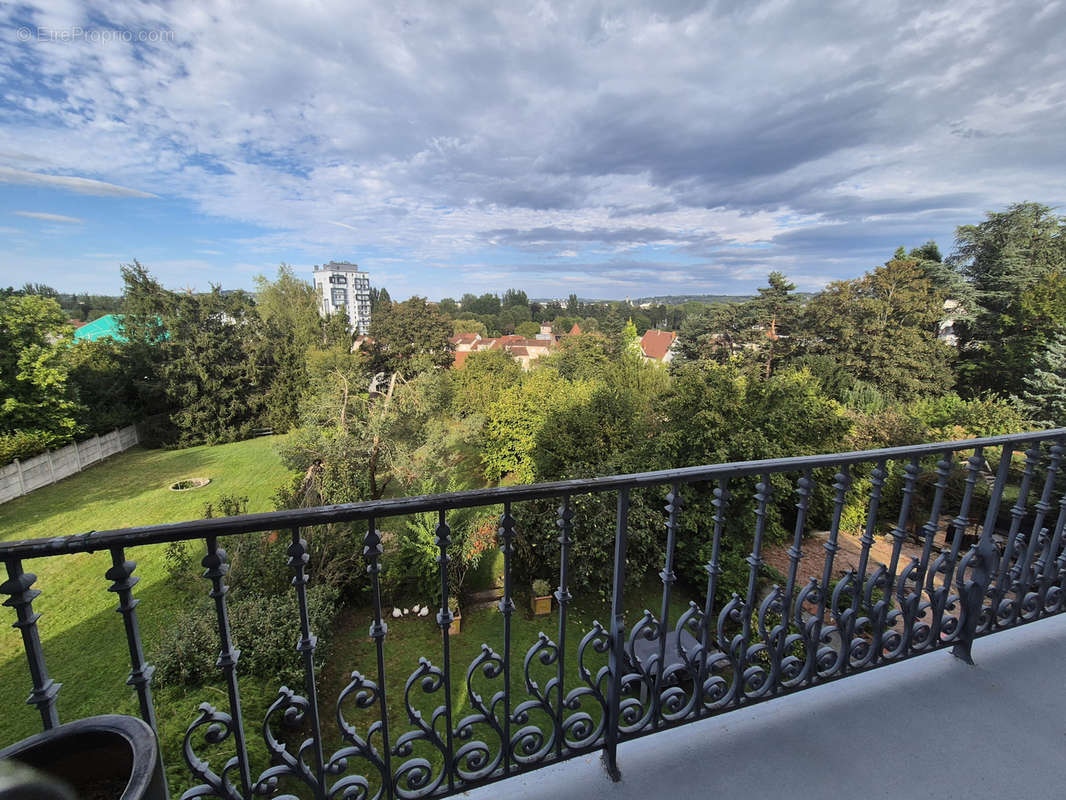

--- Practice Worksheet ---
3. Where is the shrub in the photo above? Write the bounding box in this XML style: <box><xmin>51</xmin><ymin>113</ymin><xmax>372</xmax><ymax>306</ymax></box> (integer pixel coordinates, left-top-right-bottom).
<box><xmin>383</xmin><ymin>494</ymin><xmax>498</xmax><ymax>606</ymax></box>
<box><xmin>152</xmin><ymin>585</ymin><xmax>338</xmax><ymax>687</ymax></box>
<box><xmin>0</xmin><ymin>430</ymin><xmax>60</xmax><ymax>463</ymax></box>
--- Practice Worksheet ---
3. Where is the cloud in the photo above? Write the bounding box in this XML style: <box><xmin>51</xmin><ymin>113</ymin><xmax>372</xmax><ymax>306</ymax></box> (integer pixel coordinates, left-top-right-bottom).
<box><xmin>0</xmin><ymin>0</ymin><xmax>1063</xmax><ymax>295</ymax></box>
<box><xmin>14</xmin><ymin>210</ymin><xmax>85</xmax><ymax>223</ymax></box>
<box><xmin>0</xmin><ymin>167</ymin><xmax>157</xmax><ymax>198</ymax></box>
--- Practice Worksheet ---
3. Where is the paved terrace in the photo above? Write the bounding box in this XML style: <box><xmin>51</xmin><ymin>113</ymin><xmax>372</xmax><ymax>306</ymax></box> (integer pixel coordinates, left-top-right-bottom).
<box><xmin>468</xmin><ymin>613</ymin><xmax>1066</xmax><ymax>800</ymax></box>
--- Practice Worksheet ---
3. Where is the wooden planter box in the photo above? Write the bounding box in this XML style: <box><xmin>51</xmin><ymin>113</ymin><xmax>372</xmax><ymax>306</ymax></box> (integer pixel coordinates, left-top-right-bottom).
<box><xmin>448</xmin><ymin>610</ymin><xmax>461</xmax><ymax>636</ymax></box>
<box><xmin>531</xmin><ymin>595</ymin><xmax>552</xmax><ymax>615</ymax></box>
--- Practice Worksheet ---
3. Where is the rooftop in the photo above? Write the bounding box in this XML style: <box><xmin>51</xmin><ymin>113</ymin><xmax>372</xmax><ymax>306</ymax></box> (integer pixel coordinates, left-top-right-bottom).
<box><xmin>313</xmin><ymin>261</ymin><xmax>365</xmax><ymax>272</ymax></box>
<box><xmin>639</xmin><ymin>328</ymin><xmax>676</xmax><ymax>360</ymax></box>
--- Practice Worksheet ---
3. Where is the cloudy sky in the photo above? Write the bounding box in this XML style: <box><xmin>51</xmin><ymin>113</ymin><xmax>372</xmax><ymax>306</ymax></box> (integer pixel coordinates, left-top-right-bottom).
<box><xmin>1</xmin><ymin>1</ymin><xmax>1063</xmax><ymax>299</ymax></box>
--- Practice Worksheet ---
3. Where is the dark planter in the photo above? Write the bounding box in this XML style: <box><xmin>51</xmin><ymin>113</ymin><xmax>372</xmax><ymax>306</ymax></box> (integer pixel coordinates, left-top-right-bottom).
<box><xmin>0</xmin><ymin>714</ymin><xmax>166</xmax><ymax>800</ymax></box>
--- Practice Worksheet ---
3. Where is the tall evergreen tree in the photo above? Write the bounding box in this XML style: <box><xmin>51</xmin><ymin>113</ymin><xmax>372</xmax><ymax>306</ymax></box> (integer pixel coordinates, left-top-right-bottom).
<box><xmin>950</xmin><ymin>203</ymin><xmax>1066</xmax><ymax>395</ymax></box>
<box><xmin>1019</xmin><ymin>333</ymin><xmax>1066</xmax><ymax>427</ymax></box>
<box><xmin>752</xmin><ymin>272</ymin><xmax>800</xmax><ymax>376</ymax></box>
<box><xmin>162</xmin><ymin>288</ymin><xmax>267</xmax><ymax>445</ymax></box>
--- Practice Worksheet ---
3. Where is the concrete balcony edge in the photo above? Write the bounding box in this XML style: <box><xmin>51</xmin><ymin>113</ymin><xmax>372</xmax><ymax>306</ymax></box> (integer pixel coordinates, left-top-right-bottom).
<box><xmin>466</xmin><ymin>614</ymin><xmax>1066</xmax><ymax>800</ymax></box>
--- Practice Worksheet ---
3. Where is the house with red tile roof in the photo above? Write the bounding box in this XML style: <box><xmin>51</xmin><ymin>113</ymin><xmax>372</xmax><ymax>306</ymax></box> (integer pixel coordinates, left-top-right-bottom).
<box><xmin>639</xmin><ymin>329</ymin><xmax>677</xmax><ymax>363</ymax></box>
<box><xmin>450</xmin><ymin>332</ymin><xmax>554</xmax><ymax>369</ymax></box>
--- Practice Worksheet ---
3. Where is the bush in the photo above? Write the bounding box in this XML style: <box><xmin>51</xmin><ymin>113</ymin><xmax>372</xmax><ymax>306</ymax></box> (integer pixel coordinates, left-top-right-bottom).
<box><xmin>382</xmin><ymin>486</ymin><xmax>498</xmax><ymax>606</ymax></box>
<box><xmin>0</xmin><ymin>430</ymin><xmax>57</xmax><ymax>463</ymax></box>
<box><xmin>152</xmin><ymin>585</ymin><xmax>338</xmax><ymax>687</ymax></box>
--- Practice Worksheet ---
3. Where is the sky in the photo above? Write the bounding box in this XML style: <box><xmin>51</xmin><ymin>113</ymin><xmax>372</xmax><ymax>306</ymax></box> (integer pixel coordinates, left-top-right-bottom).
<box><xmin>0</xmin><ymin>1</ymin><xmax>1064</xmax><ymax>300</ymax></box>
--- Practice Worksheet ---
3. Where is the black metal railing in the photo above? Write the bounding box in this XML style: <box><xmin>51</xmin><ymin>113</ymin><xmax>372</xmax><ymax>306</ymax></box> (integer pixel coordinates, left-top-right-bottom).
<box><xmin>3</xmin><ymin>428</ymin><xmax>1066</xmax><ymax>798</ymax></box>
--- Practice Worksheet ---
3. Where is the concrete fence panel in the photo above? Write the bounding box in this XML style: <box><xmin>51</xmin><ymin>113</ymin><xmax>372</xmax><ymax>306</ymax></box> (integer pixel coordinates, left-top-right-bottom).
<box><xmin>0</xmin><ymin>425</ymin><xmax>139</xmax><ymax>505</ymax></box>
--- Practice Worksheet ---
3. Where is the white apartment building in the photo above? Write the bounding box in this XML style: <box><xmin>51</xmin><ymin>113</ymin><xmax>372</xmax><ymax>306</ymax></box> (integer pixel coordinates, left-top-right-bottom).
<box><xmin>312</xmin><ymin>261</ymin><xmax>371</xmax><ymax>334</ymax></box>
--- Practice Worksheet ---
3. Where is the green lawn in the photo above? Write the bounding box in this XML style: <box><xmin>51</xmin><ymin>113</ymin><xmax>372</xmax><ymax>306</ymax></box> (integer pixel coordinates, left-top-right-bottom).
<box><xmin>0</xmin><ymin>437</ymin><xmax>699</xmax><ymax>795</ymax></box>
<box><xmin>0</xmin><ymin>436</ymin><xmax>294</xmax><ymax>765</ymax></box>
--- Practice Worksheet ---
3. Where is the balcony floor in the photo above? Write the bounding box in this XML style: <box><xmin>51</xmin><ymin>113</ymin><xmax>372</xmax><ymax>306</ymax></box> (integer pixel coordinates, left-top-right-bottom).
<box><xmin>468</xmin><ymin>614</ymin><xmax>1066</xmax><ymax>800</ymax></box>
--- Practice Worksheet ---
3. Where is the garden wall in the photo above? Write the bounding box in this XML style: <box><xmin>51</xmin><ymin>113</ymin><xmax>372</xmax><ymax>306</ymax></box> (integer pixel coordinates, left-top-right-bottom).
<box><xmin>0</xmin><ymin>425</ymin><xmax>139</xmax><ymax>504</ymax></box>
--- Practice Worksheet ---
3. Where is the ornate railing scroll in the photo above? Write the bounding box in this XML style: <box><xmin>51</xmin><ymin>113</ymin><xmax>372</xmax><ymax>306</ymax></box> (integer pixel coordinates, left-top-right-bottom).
<box><xmin>3</xmin><ymin>428</ymin><xmax>1066</xmax><ymax>800</ymax></box>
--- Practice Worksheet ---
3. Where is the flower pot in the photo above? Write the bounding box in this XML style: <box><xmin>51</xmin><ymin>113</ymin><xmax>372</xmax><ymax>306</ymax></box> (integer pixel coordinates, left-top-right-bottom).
<box><xmin>531</xmin><ymin>595</ymin><xmax>552</xmax><ymax>615</ymax></box>
<box><xmin>0</xmin><ymin>714</ymin><xmax>166</xmax><ymax>800</ymax></box>
<box><xmin>448</xmin><ymin>610</ymin><xmax>461</xmax><ymax>636</ymax></box>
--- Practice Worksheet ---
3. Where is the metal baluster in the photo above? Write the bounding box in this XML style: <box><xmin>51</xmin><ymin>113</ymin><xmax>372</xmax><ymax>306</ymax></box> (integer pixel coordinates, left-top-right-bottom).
<box><xmin>783</xmin><ymin>471</ymin><xmax>812</xmax><ymax>627</ymax></box>
<box><xmin>105</xmin><ymin>547</ymin><xmax>158</xmax><ymax>730</ymax></box>
<box><xmin>995</xmin><ymin>443</ymin><xmax>1040</xmax><ymax>609</ymax></box>
<box><xmin>498</xmin><ymin>503</ymin><xmax>516</xmax><ymax>777</ymax></box>
<box><xmin>1</xmin><ymin>559</ymin><xmax>60</xmax><ymax>730</ymax></box>
<box><xmin>1019</xmin><ymin>442</ymin><xmax>1063</xmax><ymax>589</ymax></box>
<box><xmin>202</xmin><ymin>535</ymin><xmax>253</xmax><ymax>798</ymax></box>
<box><xmin>603</xmin><ymin>488</ymin><xmax>629</xmax><ymax>782</ymax></box>
<box><xmin>942</xmin><ymin>449</ymin><xmax>984</xmax><ymax>593</ymax></box>
<box><xmin>1037</xmin><ymin>482</ymin><xmax>1066</xmax><ymax>609</ymax></box>
<box><xmin>288</xmin><ymin>527</ymin><xmax>326</xmax><ymax>798</ymax></box>
<box><xmin>363</xmin><ymin>517</ymin><xmax>393</xmax><ymax>800</ymax></box>
<box><xmin>653</xmin><ymin>482</ymin><xmax>681</xmax><ymax>728</ymax></box>
<box><xmin>814</xmin><ymin>468</ymin><xmax>850</xmax><ymax>676</ymax></box>
<box><xmin>854</xmin><ymin>460</ymin><xmax>887</xmax><ymax>610</ymax></box>
<box><xmin>435</xmin><ymin>510</ymin><xmax>456</xmax><ymax>794</ymax></box>
<box><xmin>915</xmin><ymin>454</ymin><xmax>954</xmax><ymax>590</ymax></box>
<box><xmin>885</xmin><ymin>458</ymin><xmax>921</xmax><ymax>601</ymax></box>
<box><xmin>739</xmin><ymin>475</ymin><xmax>771</xmax><ymax>688</ymax></box>
<box><xmin>697</xmin><ymin>478</ymin><xmax>729</xmax><ymax>718</ymax></box>
<box><xmin>953</xmin><ymin>445</ymin><xmax>1014</xmax><ymax>663</ymax></box>
<box><xmin>555</xmin><ymin>496</ymin><xmax>573</xmax><ymax>758</ymax></box>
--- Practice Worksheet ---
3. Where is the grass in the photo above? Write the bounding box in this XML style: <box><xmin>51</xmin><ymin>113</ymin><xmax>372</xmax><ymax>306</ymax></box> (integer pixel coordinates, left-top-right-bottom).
<box><xmin>0</xmin><ymin>436</ymin><xmax>294</xmax><ymax>771</ymax></box>
<box><xmin>0</xmin><ymin>436</ymin><xmax>701</xmax><ymax>795</ymax></box>
<box><xmin>309</xmin><ymin>581</ymin><xmax>697</xmax><ymax>799</ymax></box>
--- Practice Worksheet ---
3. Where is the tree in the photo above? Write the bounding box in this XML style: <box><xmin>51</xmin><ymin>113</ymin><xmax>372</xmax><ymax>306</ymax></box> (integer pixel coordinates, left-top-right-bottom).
<box><xmin>20</xmin><ymin>283</ymin><xmax>58</xmax><ymax>298</ymax></box>
<box><xmin>751</xmin><ymin>272</ymin><xmax>801</xmax><ymax>377</ymax></box>
<box><xmin>801</xmin><ymin>256</ymin><xmax>954</xmax><ymax>400</ymax></box>
<box><xmin>254</xmin><ymin>264</ymin><xmax>320</xmax><ymax>351</ymax></box>
<box><xmin>369</xmin><ymin>287</ymin><xmax>392</xmax><ymax>314</ymax></box>
<box><xmin>904</xmin><ymin>240</ymin><xmax>973</xmax><ymax>310</ymax></box>
<box><xmin>321</xmin><ymin>310</ymin><xmax>353</xmax><ymax>350</ymax></box>
<box><xmin>0</xmin><ymin>294</ymin><xmax>81</xmax><ymax>450</ymax></box>
<box><xmin>1019</xmin><ymin>333</ymin><xmax>1066</xmax><ymax>427</ymax></box>
<box><xmin>542</xmin><ymin>333</ymin><xmax>612</xmax><ymax>381</ymax></box>
<box><xmin>674</xmin><ymin>302</ymin><xmax>757</xmax><ymax>366</ymax></box>
<box><xmin>453</xmin><ymin>319</ymin><xmax>488</xmax><ymax>337</ymax></box>
<box><xmin>622</xmin><ymin>318</ymin><xmax>640</xmax><ymax>357</ymax></box>
<box><xmin>162</xmin><ymin>288</ymin><xmax>267</xmax><ymax>445</ymax></box>
<box><xmin>63</xmin><ymin>338</ymin><xmax>136</xmax><ymax>433</ymax></box>
<box><xmin>118</xmin><ymin>260</ymin><xmax>172</xmax><ymax>432</ymax></box>
<box><xmin>368</xmin><ymin>297</ymin><xmax>454</xmax><ymax>378</ymax></box>
<box><xmin>482</xmin><ymin>369</ymin><xmax>581</xmax><ymax>483</ymax></box>
<box><xmin>452</xmin><ymin>349</ymin><xmax>522</xmax><ymax>417</ymax></box>
<box><xmin>909</xmin><ymin>241</ymin><xmax>942</xmax><ymax>263</ymax></box>
<box><xmin>950</xmin><ymin>203</ymin><xmax>1066</xmax><ymax>395</ymax></box>
<box><xmin>659</xmin><ymin>361</ymin><xmax>851</xmax><ymax>599</ymax></box>
<box><xmin>438</xmin><ymin>297</ymin><xmax>459</xmax><ymax>315</ymax></box>
<box><xmin>253</xmin><ymin>265</ymin><xmax>320</xmax><ymax>431</ymax></box>
<box><xmin>514</xmin><ymin>321</ymin><xmax>540</xmax><ymax>337</ymax></box>
<box><xmin>280</xmin><ymin>345</ymin><xmax>442</xmax><ymax>504</ymax></box>
<box><xmin>502</xmin><ymin>288</ymin><xmax>528</xmax><ymax>308</ymax></box>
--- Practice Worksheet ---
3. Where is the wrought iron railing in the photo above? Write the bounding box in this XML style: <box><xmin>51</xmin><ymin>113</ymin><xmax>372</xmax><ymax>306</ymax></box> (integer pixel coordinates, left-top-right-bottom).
<box><xmin>3</xmin><ymin>428</ymin><xmax>1066</xmax><ymax>798</ymax></box>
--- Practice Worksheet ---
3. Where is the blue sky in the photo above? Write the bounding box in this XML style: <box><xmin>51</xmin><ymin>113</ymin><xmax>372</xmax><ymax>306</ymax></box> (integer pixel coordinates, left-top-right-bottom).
<box><xmin>1</xmin><ymin>1</ymin><xmax>1064</xmax><ymax>299</ymax></box>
